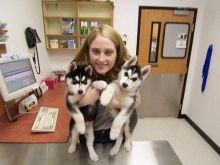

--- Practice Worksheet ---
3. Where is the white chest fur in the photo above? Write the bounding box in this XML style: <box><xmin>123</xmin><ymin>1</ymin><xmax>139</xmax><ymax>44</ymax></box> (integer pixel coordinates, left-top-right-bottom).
<box><xmin>115</xmin><ymin>86</ymin><xmax>135</xmax><ymax>108</ymax></box>
<box><xmin>67</xmin><ymin>94</ymin><xmax>81</xmax><ymax>105</ymax></box>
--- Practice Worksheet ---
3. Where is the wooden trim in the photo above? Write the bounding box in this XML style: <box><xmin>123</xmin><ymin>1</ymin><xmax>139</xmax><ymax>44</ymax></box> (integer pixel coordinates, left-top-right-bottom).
<box><xmin>148</xmin><ymin>21</ymin><xmax>161</xmax><ymax>63</ymax></box>
<box><xmin>0</xmin><ymin>44</ymin><xmax>6</xmax><ymax>56</ymax></box>
<box><xmin>178</xmin><ymin>8</ymin><xmax>197</xmax><ymax>116</ymax></box>
<box><xmin>136</xmin><ymin>7</ymin><xmax>142</xmax><ymax>58</ymax></box>
<box><xmin>139</xmin><ymin>6</ymin><xmax>197</xmax><ymax>11</ymax></box>
<box><xmin>0</xmin><ymin>96</ymin><xmax>5</xmax><ymax>116</ymax></box>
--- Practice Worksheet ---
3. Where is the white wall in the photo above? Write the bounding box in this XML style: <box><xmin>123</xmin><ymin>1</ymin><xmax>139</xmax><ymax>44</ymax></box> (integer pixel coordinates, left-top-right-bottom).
<box><xmin>182</xmin><ymin>0</ymin><xmax>220</xmax><ymax>146</ymax></box>
<box><xmin>0</xmin><ymin>0</ymin><xmax>51</xmax><ymax>80</ymax></box>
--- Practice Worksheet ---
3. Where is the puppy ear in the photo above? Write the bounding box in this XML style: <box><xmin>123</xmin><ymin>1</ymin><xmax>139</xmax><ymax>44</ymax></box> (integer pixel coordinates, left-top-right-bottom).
<box><xmin>84</xmin><ymin>65</ymin><xmax>93</xmax><ymax>76</ymax></box>
<box><xmin>69</xmin><ymin>61</ymin><xmax>77</xmax><ymax>71</ymax></box>
<box><xmin>123</xmin><ymin>56</ymin><xmax>138</xmax><ymax>67</ymax></box>
<box><xmin>141</xmin><ymin>65</ymin><xmax>151</xmax><ymax>80</ymax></box>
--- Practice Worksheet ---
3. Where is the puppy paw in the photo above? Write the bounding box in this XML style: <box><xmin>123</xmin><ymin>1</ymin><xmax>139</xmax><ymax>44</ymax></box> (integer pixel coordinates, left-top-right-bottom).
<box><xmin>68</xmin><ymin>144</ymin><xmax>76</xmax><ymax>153</ymax></box>
<box><xmin>92</xmin><ymin>80</ymin><xmax>107</xmax><ymax>91</ymax></box>
<box><xmin>124</xmin><ymin>140</ymin><xmax>132</xmax><ymax>152</ymax></box>
<box><xmin>76</xmin><ymin>123</ymin><xmax>86</xmax><ymax>134</ymax></box>
<box><xmin>89</xmin><ymin>152</ymin><xmax>99</xmax><ymax>161</ymax></box>
<box><xmin>110</xmin><ymin>127</ymin><xmax>120</xmax><ymax>140</ymax></box>
<box><xmin>110</xmin><ymin>119</ymin><xmax>122</xmax><ymax>140</ymax></box>
<box><xmin>109</xmin><ymin>146</ymin><xmax>120</xmax><ymax>156</ymax></box>
<box><xmin>100</xmin><ymin>93</ymin><xmax>112</xmax><ymax>106</ymax></box>
<box><xmin>72</xmin><ymin>113</ymin><xmax>86</xmax><ymax>134</ymax></box>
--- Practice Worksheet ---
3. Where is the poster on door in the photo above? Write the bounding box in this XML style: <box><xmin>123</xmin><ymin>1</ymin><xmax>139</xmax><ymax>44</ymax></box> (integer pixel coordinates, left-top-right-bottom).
<box><xmin>176</xmin><ymin>33</ymin><xmax>187</xmax><ymax>49</ymax></box>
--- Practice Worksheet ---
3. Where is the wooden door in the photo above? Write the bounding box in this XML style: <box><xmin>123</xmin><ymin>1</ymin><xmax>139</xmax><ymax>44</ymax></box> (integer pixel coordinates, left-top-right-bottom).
<box><xmin>136</xmin><ymin>7</ymin><xmax>197</xmax><ymax>117</ymax></box>
<box><xmin>137</xmin><ymin>7</ymin><xmax>197</xmax><ymax>74</ymax></box>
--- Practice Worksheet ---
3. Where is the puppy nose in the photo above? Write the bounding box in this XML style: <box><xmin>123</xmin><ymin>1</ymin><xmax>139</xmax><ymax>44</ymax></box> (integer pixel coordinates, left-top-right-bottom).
<box><xmin>78</xmin><ymin>90</ymin><xmax>83</xmax><ymax>95</ymax></box>
<box><xmin>122</xmin><ymin>83</ymin><xmax>128</xmax><ymax>88</ymax></box>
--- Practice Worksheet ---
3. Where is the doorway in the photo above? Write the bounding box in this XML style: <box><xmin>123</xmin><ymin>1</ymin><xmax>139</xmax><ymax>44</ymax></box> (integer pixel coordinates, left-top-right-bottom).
<box><xmin>136</xmin><ymin>7</ymin><xmax>197</xmax><ymax>118</ymax></box>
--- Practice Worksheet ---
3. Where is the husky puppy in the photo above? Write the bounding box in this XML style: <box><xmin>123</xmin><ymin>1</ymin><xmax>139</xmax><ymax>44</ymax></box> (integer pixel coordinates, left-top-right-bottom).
<box><xmin>93</xmin><ymin>56</ymin><xmax>150</xmax><ymax>156</ymax></box>
<box><xmin>65</xmin><ymin>62</ymin><xmax>99</xmax><ymax>161</ymax></box>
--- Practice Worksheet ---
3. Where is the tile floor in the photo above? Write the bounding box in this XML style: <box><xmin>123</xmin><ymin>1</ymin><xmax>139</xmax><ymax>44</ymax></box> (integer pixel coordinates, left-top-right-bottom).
<box><xmin>132</xmin><ymin>117</ymin><xmax>220</xmax><ymax>165</ymax></box>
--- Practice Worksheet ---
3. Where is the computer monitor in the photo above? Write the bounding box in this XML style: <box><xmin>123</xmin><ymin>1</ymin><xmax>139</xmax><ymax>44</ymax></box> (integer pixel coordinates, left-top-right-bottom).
<box><xmin>0</xmin><ymin>56</ymin><xmax>39</xmax><ymax>102</ymax></box>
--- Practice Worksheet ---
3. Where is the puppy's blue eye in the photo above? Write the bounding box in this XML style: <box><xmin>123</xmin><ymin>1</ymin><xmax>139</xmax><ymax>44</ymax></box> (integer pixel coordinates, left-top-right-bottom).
<box><xmin>124</xmin><ymin>72</ymin><xmax>128</xmax><ymax>77</ymax></box>
<box><xmin>131</xmin><ymin>78</ymin><xmax>137</xmax><ymax>82</ymax></box>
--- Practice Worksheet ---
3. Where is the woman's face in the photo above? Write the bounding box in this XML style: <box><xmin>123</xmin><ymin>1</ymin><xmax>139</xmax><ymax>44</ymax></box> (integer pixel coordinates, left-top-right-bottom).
<box><xmin>89</xmin><ymin>35</ymin><xmax>117</xmax><ymax>76</ymax></box>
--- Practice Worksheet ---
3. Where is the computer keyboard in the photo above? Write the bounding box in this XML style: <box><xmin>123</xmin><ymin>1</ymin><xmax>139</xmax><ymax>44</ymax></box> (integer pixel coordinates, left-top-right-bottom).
<box><xmin>31</xmin><ymin>107</ymin><xmax>59</xmax><ymax>132</ymax></box>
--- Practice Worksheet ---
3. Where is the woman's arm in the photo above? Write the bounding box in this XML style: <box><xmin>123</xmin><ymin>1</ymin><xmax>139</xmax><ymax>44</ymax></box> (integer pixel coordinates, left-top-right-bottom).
<box><xmin>135</xmin><ymin>91</ymin><xmax>141</xmax><ymax>108</ymax></box>
<box><xmin>78</xmin><ymin>86</ymin><xmax>100</xmax><ymax>107</ymax></box>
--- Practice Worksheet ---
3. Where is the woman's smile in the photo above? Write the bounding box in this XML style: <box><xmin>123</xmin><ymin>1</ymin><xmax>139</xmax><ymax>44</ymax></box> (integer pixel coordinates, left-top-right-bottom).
<box><xmin>89</xmin><ymin>35</ymin><xmax>117</xmax><ymax>75</ymax></box>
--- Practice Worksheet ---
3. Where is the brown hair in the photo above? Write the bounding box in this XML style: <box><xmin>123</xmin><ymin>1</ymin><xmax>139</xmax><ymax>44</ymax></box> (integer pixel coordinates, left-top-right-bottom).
<box><xmin>69</xmin><ymin>24</ymin><xmax>130</xmax><ymax>82</ymax></box>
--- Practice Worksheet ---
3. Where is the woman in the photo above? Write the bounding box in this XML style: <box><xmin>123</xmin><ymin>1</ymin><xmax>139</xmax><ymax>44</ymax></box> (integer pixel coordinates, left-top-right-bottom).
<box><xmin>69</xmin><ymin>24</ymin><xmax>140</xmax><ymax>143</ymax></box>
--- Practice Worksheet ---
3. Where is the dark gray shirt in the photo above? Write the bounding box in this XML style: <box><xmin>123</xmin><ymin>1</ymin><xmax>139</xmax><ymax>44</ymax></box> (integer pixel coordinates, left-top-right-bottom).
<box><xmin>94</xmin><ymin>103</ymin><xmax>114</xmax><ymax>131</ymax></box>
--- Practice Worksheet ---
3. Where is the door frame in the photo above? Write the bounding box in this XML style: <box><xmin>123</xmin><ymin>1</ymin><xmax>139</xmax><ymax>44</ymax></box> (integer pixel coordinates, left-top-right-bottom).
<box><xmin>136</xmin><ymin>6</ymin><xmax>198</xmax><ymax>117</ymax></box>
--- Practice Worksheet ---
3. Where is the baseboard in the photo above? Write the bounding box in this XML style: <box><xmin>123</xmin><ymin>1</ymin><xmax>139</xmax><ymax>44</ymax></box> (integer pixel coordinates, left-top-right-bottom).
<box><xmin>180</xmin><ymin>114</ymin><xmax>220</xmax><ymax>155</ymax></box>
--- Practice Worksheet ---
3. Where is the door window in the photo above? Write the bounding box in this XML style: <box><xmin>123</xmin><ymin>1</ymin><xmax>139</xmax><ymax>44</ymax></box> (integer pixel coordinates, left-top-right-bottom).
<box><xmin>149</xmin><ymin>22</ymin><xmax>161</xmax><ymax>63</ymax></box>
<box><xmin>162</xmin><ymin>23</ymin><xmax>189</xmax><ymax>58</ymax></box>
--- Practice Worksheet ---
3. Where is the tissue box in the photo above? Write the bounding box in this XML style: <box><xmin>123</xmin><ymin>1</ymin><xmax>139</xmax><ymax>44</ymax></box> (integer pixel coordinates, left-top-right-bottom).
<box><xmin>43</xmin><ymin>76</ymin><xmax>58</xmax><ymax>89</ymax></box>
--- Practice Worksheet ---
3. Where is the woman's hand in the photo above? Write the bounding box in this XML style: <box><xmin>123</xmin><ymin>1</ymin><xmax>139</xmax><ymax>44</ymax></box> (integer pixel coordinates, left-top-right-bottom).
<box><xmin>78</xmin><ymin>86</ymin><xmax>100</xmax><ymax>107</ymax></box>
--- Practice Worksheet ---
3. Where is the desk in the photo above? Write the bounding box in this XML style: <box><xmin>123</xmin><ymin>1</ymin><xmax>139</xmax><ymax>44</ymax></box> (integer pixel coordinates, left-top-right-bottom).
<box><xmin>0</xmin><ymin>141</ymin><xmax>182</xmax><ymax>165</ymax></box>
<box><xmin>0</xmin><ymin>82</ymin><xmax>70</xmax><ymax>143</ymax></box>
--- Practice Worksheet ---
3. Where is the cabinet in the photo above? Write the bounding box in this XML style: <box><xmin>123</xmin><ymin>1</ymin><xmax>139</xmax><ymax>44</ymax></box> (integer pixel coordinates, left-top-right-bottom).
<box><xmin>41</xmin><ymin>0</ymin><xmax>114</xmax><ymax>50</ymax></box>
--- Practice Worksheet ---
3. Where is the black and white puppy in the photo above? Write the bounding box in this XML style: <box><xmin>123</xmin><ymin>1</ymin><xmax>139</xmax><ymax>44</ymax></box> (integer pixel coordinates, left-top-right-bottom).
<box><xmin>65</xmin><ymin>62</ymin><xmax>99</xmax><ymax>161</ymax></box>
<box><xmin>93</xmin><ymin>56</ymin><xmax>150</xmax><ymax>156</ymax></box>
